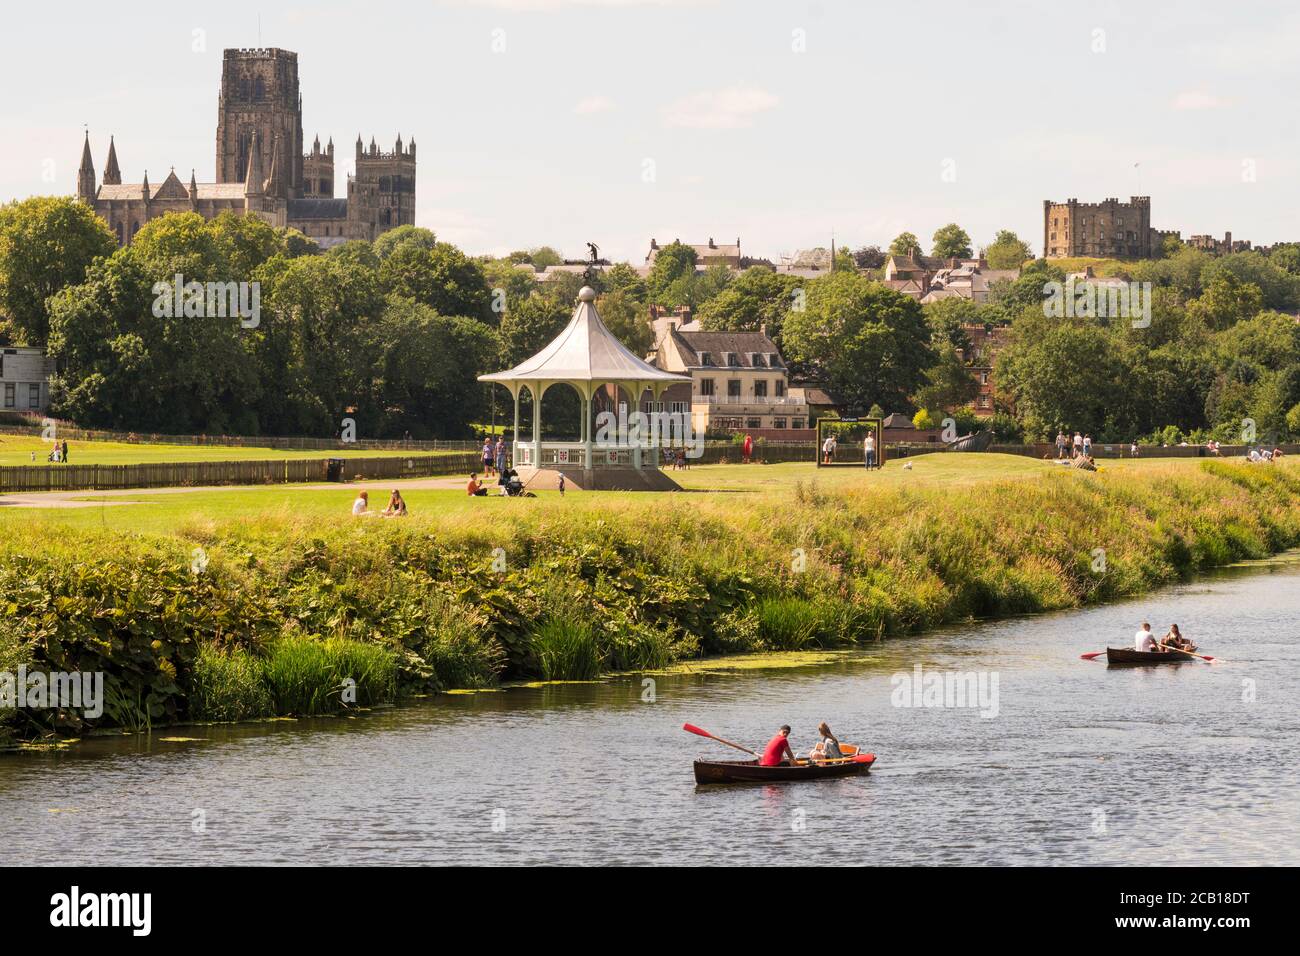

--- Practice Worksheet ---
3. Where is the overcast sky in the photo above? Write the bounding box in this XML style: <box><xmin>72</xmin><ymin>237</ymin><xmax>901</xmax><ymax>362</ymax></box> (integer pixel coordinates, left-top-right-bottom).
<box><xmin>2</xmin><ymin>0</ymin><xmax>1297</xmax><ymax>262</ymax></box>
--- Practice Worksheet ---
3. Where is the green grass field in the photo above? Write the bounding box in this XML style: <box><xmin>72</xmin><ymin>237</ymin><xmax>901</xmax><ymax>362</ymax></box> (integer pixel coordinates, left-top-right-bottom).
<box><xmin>0</xmin><ymin>452</ymin><xmax>1239</xmax><ymax>536</ymax></box>
<box><xmin>0</xmin><ymin>433</ymin><xmax>451</xmax><ymax>467</ymax></box>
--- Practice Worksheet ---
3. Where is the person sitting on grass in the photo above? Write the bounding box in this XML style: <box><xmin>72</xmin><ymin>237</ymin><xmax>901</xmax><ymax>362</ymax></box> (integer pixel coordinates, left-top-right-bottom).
<box><xmin>382</xmin><ymin>489</ymin><xmax>408</xmax><ymax>516</ymax></box>
<box><xmin>759</xmin><ymin>725</ymin><xmax>795</xmax><ymax>767</ymax></box>
<box><xmin>351</xmin><ymin>490</ymin><xmax>371</xmax><ymax>515</ymax></box>
<box><xmin>467</xmin><ymin>473</ymin><xmax>487</xmax><ymax>497</ymax></box>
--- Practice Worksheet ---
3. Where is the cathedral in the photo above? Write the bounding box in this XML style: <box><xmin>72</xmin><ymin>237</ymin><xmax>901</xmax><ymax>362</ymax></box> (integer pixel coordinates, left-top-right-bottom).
<box><xmin>76</xmin><ymin>47</ymin><xmax>416</xmax><ymax>248</ymax></box>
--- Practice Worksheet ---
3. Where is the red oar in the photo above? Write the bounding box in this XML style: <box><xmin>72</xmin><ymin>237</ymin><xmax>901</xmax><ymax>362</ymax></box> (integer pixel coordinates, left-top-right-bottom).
<box><xmin>682</xmin><ymin>723</ymin><xmax>758</xmax><ymax>757</ymax></box>
<box><xmin>1080</xmin><ymin>651</ymin><xmax>1106</xmax><ymax>660</ymax></box>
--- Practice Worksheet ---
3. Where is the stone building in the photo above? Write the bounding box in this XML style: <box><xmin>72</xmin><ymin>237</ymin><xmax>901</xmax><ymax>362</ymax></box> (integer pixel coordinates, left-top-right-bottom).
<box><xmin>0</xmin><ymin>347</ymin><xmax>55</xmax><ymax>413</ymax></box>
<box><xmin>645</xmin><ymin>238</ymin><xmax>742</xmax><ymax>270</ymax></box>
<box><xmin>76</xmin><ymin>47</ymin><xmax>415</xmax><ymax>249</ymax></box>
<box><xmin>1042</xmin><ymin>197</ymin><xmax>1155</xmax><ymax>259</ymax></box>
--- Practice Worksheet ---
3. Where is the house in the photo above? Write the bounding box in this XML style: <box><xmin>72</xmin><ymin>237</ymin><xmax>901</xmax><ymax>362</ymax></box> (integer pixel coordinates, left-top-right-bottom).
<box><xmin>956</xmin><ymin>324</ymin><xmax>1012</xmax><ymax>418</ymax></box>
<box><xmin>646</xmin><ymin>325</ymin><xmax>813</xmax><ymax>438</ymax></box>
<box><xmin>881</xmin><ymin>411</ymin><xmax>941</xmax><ymax>444</ymax></box>
<box><xmin>645</xmin><ymin>237</ymin><xmax>741</xmax><ymax>270</ymax></box>
<box><xmin>0</xmin><ymin>347</ymin><xmax>55</xmax><ymax>413</ymax></box>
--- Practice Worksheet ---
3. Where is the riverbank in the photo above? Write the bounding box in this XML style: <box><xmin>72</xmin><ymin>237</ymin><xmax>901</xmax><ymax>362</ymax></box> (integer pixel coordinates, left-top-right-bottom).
<box><xmin>3</xmin><ymin>456</ymin><xmax>1298</xmax><ymax>744</ymax></box>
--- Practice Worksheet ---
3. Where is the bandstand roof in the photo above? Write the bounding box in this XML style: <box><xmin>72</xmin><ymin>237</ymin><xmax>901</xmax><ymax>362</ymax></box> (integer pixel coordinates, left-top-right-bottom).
<box><xmin>479</xmin><ymin>287</ymin><xmax>690</xmax><ymax>387</ymax></box>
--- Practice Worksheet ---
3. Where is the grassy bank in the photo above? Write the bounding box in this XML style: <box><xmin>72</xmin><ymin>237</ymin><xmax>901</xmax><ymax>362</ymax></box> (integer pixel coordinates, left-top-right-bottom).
<box><xmin>2</xmin><ymin>456</ymin><xmax>1298</xmax><ymax>743</ymax></box>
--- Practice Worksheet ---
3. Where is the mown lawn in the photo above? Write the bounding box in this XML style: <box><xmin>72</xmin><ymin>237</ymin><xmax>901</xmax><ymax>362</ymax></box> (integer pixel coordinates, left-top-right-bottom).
<box><xmin>0</xmin><ymin>434</ymin><xmax>454</xmax><ymax>466</ymax></box>
<box><xmin>0</xmin><ymin>453</ymin><xmax>1228</xmax><ymax>537</ymax></box>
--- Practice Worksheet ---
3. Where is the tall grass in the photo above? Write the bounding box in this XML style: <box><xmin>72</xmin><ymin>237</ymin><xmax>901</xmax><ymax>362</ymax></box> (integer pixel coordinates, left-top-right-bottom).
<box><xmin>1</xmin><ymin>459</ymin><xmax>1298</xmax><ymax>737</ymax></box>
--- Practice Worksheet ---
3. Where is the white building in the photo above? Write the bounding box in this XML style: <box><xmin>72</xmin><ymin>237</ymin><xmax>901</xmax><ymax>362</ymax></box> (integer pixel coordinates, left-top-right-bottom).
<box><xmin>0</xmin><ymin>347</ymin><xmax>54</xmax><ymax>413</ymax></box>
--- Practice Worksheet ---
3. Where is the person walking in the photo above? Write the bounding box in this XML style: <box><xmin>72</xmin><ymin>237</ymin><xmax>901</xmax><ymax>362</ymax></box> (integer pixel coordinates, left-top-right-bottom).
<box><xmin>863</xmin><ymin>430</ymin><xmax>876</xmax><ymax>469</ymax></box>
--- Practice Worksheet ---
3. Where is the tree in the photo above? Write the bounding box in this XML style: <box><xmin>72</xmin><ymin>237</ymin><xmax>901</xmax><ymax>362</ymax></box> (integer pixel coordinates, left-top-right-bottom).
<box><xmin>497</xmin><ymin>292</ymin><xmax>571</xmax><ymax>368</ymax></box>
<box><xmin>852</xmin><ymin>246</ymin><xmax>886</xmax><ymax>270</ymax></box>
<box><xmin>647</xmin><ymin>241</ymin><xmax>699</xmax><ymax>304</ymax></box>
<box><xmin>0</xmin><ymin>196</ymin><xmax>116</xmax><ymax>345</ymax></box>
<box><xmin>695</xmin><ymin>267</ymin><xmax>801</xmax><ymax>347</ymax></box>
<box><xmin>604</xmin><ymin>262</ymin><xmax>648</xmax><ymax>303</ymax></box>
<box><xmin>1187</xmin><ymin>274</ymin><xmax>1264</xmax><ymax>332</ymax></box>
<box><xmin>984</xmin><ymin>230</ymin><xmax>1032</xmax><ymax>270</ymax></box>
<box><xmin>781</xmin><ymin>271</ymin><xmax>934</xmax><ymax>414</ymax></box>
<box><xmin>372</xmin><ymin>225</ymin><xmax>436</xmax><ymax>260</ymax></box>
<box><xmin>912</xmin><ymin>344</ymin><xmax>979</xmax><ymax>412</ymax></box>
<box><xmin>931</xmin><ymin>223</ymin><xmax>973</xmax><ymax>260</ymax></box>
<box><xmin>378</xmin><ymin>241</ymin><xmax>492</xmax><ymax>321</ymax></box>
<box><xmin>596</xmin><ymin>289</ymin><xmax>652</xmax><ymax>354</ymax></box>
<box><xmin>888</xmin><ymin>232</ymin><xmax>922</xmax><ymax>259</ymax></box>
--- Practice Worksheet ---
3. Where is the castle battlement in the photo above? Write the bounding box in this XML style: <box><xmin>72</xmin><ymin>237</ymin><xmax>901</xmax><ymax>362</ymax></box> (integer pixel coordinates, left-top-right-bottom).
<box><xmin>225</xmin><ymin>48</ymin><xmax>297</xmax><ymax>59</ymax></box>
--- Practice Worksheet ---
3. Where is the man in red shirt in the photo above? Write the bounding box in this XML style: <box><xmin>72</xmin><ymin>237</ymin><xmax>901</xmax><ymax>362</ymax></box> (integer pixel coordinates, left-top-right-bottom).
<box><xmin>759</xmin><ymin>725</ymin><xmax>795</xmax><ymax>766</ymax></box>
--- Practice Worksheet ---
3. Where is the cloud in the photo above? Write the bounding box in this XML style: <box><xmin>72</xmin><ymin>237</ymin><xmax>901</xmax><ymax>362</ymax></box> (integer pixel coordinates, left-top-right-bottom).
<box><xmin>573</xmin><ymin>95</ymin><xmax>615</xmax><ymax>114</ymax></box>
<box><xmin>661</xmin><ymin>87</ymin><xmax>779</xmax><ymax>129</ymax></box>
<box><xmin>1172</xmin><ymin>91</ymin><xmax>1229</xmax><ymax>111</ymax></box>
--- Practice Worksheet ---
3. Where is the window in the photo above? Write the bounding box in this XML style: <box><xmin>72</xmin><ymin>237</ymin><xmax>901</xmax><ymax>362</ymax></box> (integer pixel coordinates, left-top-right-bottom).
<box><xmin>775</xmin><ymin>380</ymin><xmax>786</xmax><ymax>397</ymax></box>
<box><xmin>726</xmin><ymin>352</ymin><xmax>740</xmax><ymax>367</ymax></box>
<box><xmin>751</xmin><ymin>353</ymin><xmax>766</xmax><ymax>367</ymax></box>
<box><xmin>773</xmin><ymin>417</ymin><xmax>787</xmax><ymax>429</ymax></box>
<box><xmin>4</xmin><ymin>384</ymin><xmax>13</xmax><ymax>408</ymax></box>
<box><xmin>769</xmin><ymin>353</ymin><xmax>783</xmax><ymax>368</ymax></box>
<box><xmin>700</xmin><ymin>351</ymin><xmax>713</xmax><ymax>366</ymax></box>
<box><xmin>980</xmin><ymin>371</ymin><xmax>989</xmax><ymax>384</ymax></box>
<box><xmin>28</xmin><ymin>384</ymin><xmax>40</xmax><ymax>408</ymax></box>
<box><xmin>699</xmin><ymin>378</ymin><xmax>715</xmax><ymax>396</ymax></box>
<box><xmin>754</xmin><ymin>380</ymin><xmax>767</xmax><ymax>398</ymax></box>
<box><xmin>746</xmin><ymin>418</ymin><xmax>761</xmax><ymax>429</ymax></box>
<box><xmin>670</xmin><ymin>401</ymin><xmax>688</xmax><ymax>414</ymax></box>
<box><xmin>792</xmin><ymin>419</ymin><xmax>805</xmax><ymax>429</ymax></box>
<box><xmin>727</xmin><ymin>380</ymin><xmax>741</xmax><ymax>398</ymax></box>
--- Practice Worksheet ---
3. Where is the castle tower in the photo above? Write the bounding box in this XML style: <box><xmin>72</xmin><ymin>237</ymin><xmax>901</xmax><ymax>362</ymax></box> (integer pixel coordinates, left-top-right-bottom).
<box><xmin>103</xmin><ymin>136</ymin><xmax>122</xmax><ymax>186</ymax></box>
<box><xmin>303</xmin><ymin>133</ymin><xmax>336</xmax><ymax>199</ymax></box>
<box><xmin>76</xmin><ymin>132</ymin><xmax>96</xmax><ymax>201</ymax></box>
<box><xmin>216</xmin><ymin>48</ymin><xmax>303</xmax><ymax>197</ymax></box>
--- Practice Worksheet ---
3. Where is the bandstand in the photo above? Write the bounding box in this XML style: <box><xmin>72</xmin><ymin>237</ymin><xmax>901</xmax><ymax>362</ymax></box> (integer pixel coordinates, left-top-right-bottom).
<box><xmin>478</xmin><ymin>286</ymin><xmax>692</xmax><ymax>491</ymax></box>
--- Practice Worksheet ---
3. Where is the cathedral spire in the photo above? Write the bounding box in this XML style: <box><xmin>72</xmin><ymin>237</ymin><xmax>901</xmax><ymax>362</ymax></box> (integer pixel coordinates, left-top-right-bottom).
<box><xmin>77</xmin><ymin>131</ymin><xmax>96</xmax><ymax>201</ymax></box>
<box><xmin>189</xmin><ymin>168</ymin><xmax>199</xmax><ymax>201</ymax></box>
<box><xmin>142</xmin><ymin>170</ymin><xmax>150</xmax><ymax>202</ymax></box>
<box><xmin>103</xmin><ymin>136</ymin><xmax>122</xmax><ymax>185</ymax></box>
<box><xmin>264</xmin><ymin>134</ymin><xmax>285</xmax><ymax>197</ymax></box>
<box><xmin>244</xmin><ymin>132</ymin><xmax>264</xmax><ymax>197</ymax></box>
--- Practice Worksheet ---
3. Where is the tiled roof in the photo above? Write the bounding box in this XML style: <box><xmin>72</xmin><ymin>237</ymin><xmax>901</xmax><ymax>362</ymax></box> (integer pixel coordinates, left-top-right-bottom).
<box><xmin>287</xmin><ymin>197</ymin><xmax>348</xmax><ymax>219</ymax></box>
<box><xmin>672</xmin><ymin>329</ymin><xmax>783</xmax><ymax>367</ymax></box>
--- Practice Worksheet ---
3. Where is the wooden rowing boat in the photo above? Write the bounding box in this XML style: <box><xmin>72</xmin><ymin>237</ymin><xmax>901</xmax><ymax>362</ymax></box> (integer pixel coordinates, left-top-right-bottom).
<box><xmin>693</xmin><ymin>746</ymin><xmax>877</xmax><ymax>785</ymax></box>
<box><xmin>1105</xmin><ymin>646</ymin><xmax>1198</xmax><ymax>665</ymax></box>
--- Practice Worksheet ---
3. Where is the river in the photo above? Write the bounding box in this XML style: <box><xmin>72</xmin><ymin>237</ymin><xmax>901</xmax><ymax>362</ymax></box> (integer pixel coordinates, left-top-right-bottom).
<box><xmin>2</xmin><ymin>556</ymin><xmax>1297</xmax><ymax>866</ymax></box>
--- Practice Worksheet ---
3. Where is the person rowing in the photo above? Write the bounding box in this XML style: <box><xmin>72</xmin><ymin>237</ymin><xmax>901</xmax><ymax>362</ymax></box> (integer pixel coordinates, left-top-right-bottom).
<box><xmin>1161</xmin><ymin>624</ymin><xmax>1196</xmax><ymax>653</ymax></box>
<box><xmin>1134</xmin><ymin>621</ymin><xmax>1159</xmax><ymax>652</ymax></box>
<box><xmin>759</xmin><ymin>725</ymin><xmax>795</xmax><ymax>767</ymax></box>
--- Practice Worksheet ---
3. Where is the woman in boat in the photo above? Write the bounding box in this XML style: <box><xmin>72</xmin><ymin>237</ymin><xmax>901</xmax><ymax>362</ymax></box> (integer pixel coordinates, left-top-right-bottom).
<box><xmin>1163</xmin><ymin>624</ymin><xmax>1195</xmax><ymax>652</ymax></box>
<box><xmin>810</xmin><ymin>721</ymin><xmax>843</xmax><ymax>762</ymax></box>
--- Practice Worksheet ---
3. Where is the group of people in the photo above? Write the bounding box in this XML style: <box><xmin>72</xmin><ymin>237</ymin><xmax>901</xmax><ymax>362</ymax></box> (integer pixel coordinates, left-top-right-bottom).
<box><xmin>480</xmin><ymin>436</ymin><xmax>510</xmax><ymax>477</ymax></box>
<box><xmin>351</xmin><ymin>489</ymin><xmax>408</xmax><ymax>517</ymax></box>
<box><xmin>37</xmin><ymin>439</ymin><xmax>71</xmax><ymax>463</ymax></box>
<box><xmin>468</xmin><ymin>466</ymin><xmax>532</xmax><ymax>497</ymax></box>
<box><xmin>759</xmin><ymin>722</ymin><xmax>847</xmax><ymax>766</ymax></box>
<box><xmin>1133</xmin><ymin>621</ymin><xmax>1196</xmax><ymax>653</ymax></box>
<box><xmin>820</xmin><ymin>432</ymin><xmax>879</xmax><ymax>469</ymax></box>
<box><xmin>1247</xmin><ymin>446</ymin><xmax>1285</xmax><ymax>463</ymax></box>
<box><xmin>1054</xmin><ymin>430</ymin><xmax>1094</xmax><ymax>461</ymax></box>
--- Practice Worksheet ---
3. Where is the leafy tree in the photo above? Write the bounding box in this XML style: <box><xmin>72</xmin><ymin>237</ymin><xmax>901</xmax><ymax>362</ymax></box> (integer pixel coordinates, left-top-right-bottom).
<box><xmin>1187</xmin><ymin>274</ymin><xmax>1264</xmax><ymax>331</ymax></box>
<box><xmin>1201</xmin><ymin>251</ymin><xmax>1300</xmax><ymax>311</ymax></box>
<box><xmin>852</xmin><ymin>246</ymin><xmax>886</xmax><ymax>270</ymax></box>
<box><xmin>1268</xmin><ymin>243</ymin><xmax>1300</xmax><ymax>276</ymax></box>
<box><xmin>888</xmin><ymin>232</ymin><xmax>922</xmax><ymax>259</ymax></box>
<box><xmin>327</xmin><ymin>240</ymin><xmax>380</xmax><ymax>270</ymax></box>
<box><xmin>596</xmin><ymin>289</ymin><xmax>653</xmax><ymax>354</ymax></box>
<box><xmin>604</xmin><ymin>262</ymin><xmax>648</xmax><ymax>302</ymax></box>
<box><xmin>497</xmin><ymin>292</ymin><xmax>571</xmax><ymax>368</ymax></box>
<box><xmin>647</xmin><ymin>241</ymin><xmax>699</xmax><ymax>304</ymax></box>
<box><xmin>0</xmin><ymin>196</ymin><xmax>116</xmax><ymax>345</ymax></box>
<box><xmin>984</xmin><ymin>230</ymin><xmax>1032</xmax><ymax>270</ymax></box>
<box><xmin>378</xmin><ymin>241</ymin><xmax>491</xmax><ymax>321</ymax></box>
<box><xmin>913</xmin><ymin>344</ymin><xmax>979</xmax><ymax>412</ymax></box>
<box><xmin>781</xmin><ymin>272</ymin><xmax>933</xmax><ymax>415</ymax></box>
<box><xmin>695</xmin><ymin>267</ymin><xmax>801</xmax><ymax>347</ymax></box>
<box><xmin>931</xmin><ymin>223</ymin><xmax>972</xmax><ymax>260</ymax></box>
<box><xmin>372</xmin><ymin>225</ymin><xmax>437</xmax><ymax>260</ymax></box>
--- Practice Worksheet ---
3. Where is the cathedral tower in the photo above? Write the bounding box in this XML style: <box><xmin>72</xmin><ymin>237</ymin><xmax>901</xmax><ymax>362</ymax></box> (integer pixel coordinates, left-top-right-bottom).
<box><xmin>216</xmin><ymin>48</ymin><xmax>303</xmax><ymax>198</ymax></box>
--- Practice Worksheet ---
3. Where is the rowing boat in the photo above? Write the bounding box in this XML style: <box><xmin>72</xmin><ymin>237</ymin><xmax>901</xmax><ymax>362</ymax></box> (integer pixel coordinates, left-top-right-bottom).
<box><xmin>1105</xmin><ymin>646</ymin><xmax>1198</xmax><ymax>665</ymax></box>
<box><xmin>693</xmin><ymin>747</ymin><xmax>877</xmax><ymax>785</ymax></box>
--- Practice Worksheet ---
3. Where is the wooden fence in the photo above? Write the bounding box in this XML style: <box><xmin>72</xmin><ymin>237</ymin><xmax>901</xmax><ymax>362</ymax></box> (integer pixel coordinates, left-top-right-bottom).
<box><xmin>0</xmin><ymin>452</ymin><xmax>483</xmax><ymax>494</ymax></box>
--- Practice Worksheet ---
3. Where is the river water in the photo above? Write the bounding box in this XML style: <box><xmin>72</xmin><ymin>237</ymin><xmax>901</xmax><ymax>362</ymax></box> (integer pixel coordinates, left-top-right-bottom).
<box><xmin>2</xmin><ymin>557</ymin><xmax>1297</xmax><ymax>866</ymax></box>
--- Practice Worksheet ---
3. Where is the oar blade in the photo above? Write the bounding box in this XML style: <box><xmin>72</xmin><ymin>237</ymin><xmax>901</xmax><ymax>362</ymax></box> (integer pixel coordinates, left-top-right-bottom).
<box><xmin>682</xmin><ymin>723</ymin><xmax>712</xmax><ymax>739</ymax></box>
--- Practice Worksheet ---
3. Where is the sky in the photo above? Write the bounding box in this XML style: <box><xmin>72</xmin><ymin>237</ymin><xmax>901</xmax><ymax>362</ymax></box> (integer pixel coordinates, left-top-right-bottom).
<box><xmin>2</xmin><ymin>0</ymin><xmax>1298</xmax><ymax>263</ymax></box>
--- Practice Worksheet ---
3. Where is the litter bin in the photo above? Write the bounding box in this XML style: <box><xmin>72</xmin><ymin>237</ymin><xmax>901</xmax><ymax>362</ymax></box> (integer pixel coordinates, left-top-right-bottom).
<box><xmin>324</xmin><ymin>458</ymin><xmax>345</xmax><ymax>482</ymax></box>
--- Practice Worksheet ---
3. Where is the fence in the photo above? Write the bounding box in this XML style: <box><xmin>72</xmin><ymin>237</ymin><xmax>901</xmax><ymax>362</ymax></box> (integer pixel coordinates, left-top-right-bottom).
<box><xmin>0</xmin><ymin>452</ymin><xmax>483</xmax><ymax>494</ymax></box>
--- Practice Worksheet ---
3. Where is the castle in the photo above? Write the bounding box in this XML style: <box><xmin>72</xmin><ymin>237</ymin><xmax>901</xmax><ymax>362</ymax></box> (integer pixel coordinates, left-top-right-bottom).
<box><xmin>76</xmin><ymin>48</ymin><xmax>415</xmax><ymax>248</ymax></box>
